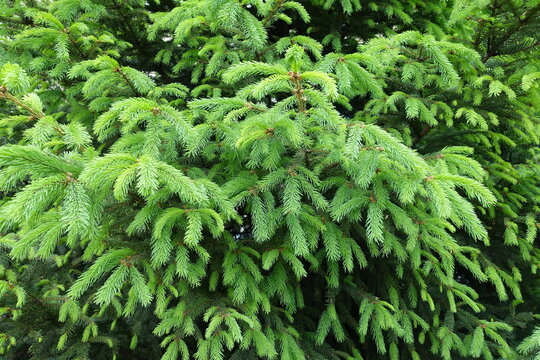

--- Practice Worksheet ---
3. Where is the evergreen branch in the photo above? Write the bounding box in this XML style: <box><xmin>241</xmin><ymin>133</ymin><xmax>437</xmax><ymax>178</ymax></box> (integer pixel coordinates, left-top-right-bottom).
<box><xmin>482</xmin><ymin>4</ymin><xmax>540</xmax><ymax>62</ymax></box>
<box><xmin>114</xmin><ymin>67</ymin><xmax>143</xmax><ymax>96</ymax></box>
<box><xmin>0</xmin><ymin>16</ymin><xmax>33</xmax><ymax>26</ymax></box>
<box><xmin>290</xmin><ymin>71</ymin><xmax>306</xmax><ymax>112</ymax></box>
<box><xmin>0</xmin><ymin>1</ymin><xmax>538</xmax><ymax>359</ymax></box>
<box><xmin>0</xmin><ymin>87</ymin><xmax>45</xmax><ymax>119</ymax></box>
<box><xmin>111</xmin><ymin>0</ymin><xmax>145</xmax><ymax>52</ymax></box>
<box><xmin>63</xmin><ymin>29</ymin><xmax>87</xmax><ymax>59</ymax></box>
<box><xmin>0</xmin><ymin>86</ymin><xmax>66</xmax><ymax>135</ymax></box>
<box><xmin>262</xmin><ymin>0</ymin><xmax>285</xmax><ymax>27</ymax></box>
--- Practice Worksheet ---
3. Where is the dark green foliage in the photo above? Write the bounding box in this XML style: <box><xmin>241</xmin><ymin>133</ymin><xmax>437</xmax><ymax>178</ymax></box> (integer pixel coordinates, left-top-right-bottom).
<box><xmin>0</xmin><ymin>0</ymin><xmax>539</xmax><ymax>359</ymax></box>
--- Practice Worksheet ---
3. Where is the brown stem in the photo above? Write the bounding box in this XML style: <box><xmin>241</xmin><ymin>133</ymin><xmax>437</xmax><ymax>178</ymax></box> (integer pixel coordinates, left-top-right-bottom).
<box><xmin>64</xmin><ymin>29</ymin><xmax>87</xmax><ymax>59</ymax></box>
<box><xmin>0</xmin><ymin>89</ymin><xmax>45</xmax><ymax>118</ymax></box>
<box><xmin>289</xmin><ymin>72</ymin><xmax>306</xmax><ymax>113</ymax></box>
<box><xmin>482</xmin><ymin>4</ymin><xmax>540</xmax><ymax>62</ymax></box>
<box><xmin>262</xmin><ymin>0</ymin><xmax>285</xmax><ymax>27</ymax></box>
<box><xmin>412</xmin><ymin>126</ymin><xmax>431</xmax><ymax>146</ymax></box>
<box><xmin>111</xmin><ymin>0</ymin><xmax>145</xmax><ymax>52</ymax></box>
<box><xmin>0</xmin><ymin>87</ymin><xmax>65</xmax><ymax>135</ymax></box>
<box><xmin>244</xmin><ymin>102</ymin><xmax>267</xmax><ymax>112</ymax></box>
<box><xmin>114</xmin><ymin>67</ymin><xmax>142</xmax><ymax>96</ymax></box>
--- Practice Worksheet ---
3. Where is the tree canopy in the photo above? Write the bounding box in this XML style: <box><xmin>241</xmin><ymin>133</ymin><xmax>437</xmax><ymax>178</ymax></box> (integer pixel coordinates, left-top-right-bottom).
<box><xmin>0</xmin><ymin>0</ymin><xmax>539</xmax><ymax>359</ymax></box>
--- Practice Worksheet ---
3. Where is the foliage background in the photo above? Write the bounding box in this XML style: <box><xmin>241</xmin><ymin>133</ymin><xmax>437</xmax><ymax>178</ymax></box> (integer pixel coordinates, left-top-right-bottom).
<box><xmin>0</xmin><ymin>0</ymin><xmax>539</xmax><ymax>359</ymax></box>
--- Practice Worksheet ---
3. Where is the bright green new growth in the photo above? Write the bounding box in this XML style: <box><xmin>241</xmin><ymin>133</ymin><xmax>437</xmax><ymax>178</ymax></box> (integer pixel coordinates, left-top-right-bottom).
<box><xmin>0</xmin><ymin>0</ymin><xmax>539</xmax><ymax>359</ymax></box>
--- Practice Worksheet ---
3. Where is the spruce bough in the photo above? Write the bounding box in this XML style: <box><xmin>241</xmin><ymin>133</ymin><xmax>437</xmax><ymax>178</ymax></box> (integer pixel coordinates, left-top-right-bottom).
<box><xmin>0</xmin><ymin>0</ymin><xmax>539</xmax><ymax>359</ymax></box>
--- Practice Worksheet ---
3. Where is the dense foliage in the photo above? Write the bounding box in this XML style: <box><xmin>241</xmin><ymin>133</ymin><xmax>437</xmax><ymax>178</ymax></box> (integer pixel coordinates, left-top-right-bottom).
<box><xmin>0</xmin><ymin>0</ymin><xmax>539</xmax><ymax>359</ymax></box>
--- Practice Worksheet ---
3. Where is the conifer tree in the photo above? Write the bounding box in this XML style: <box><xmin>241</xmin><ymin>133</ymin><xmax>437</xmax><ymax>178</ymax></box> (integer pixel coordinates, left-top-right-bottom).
<box><xmin>0</xmin><ymin>0</ymin><xmax>538</xmax><ymax>359</ymax></box>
